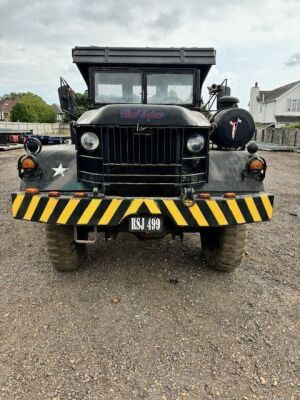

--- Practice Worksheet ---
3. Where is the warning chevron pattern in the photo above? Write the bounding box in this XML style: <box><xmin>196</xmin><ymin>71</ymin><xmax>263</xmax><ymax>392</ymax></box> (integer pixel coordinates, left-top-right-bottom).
<box><xmin>12</xmin><ymin>193</ymin><xmax>274</xmax><ymax>227</ymax></box>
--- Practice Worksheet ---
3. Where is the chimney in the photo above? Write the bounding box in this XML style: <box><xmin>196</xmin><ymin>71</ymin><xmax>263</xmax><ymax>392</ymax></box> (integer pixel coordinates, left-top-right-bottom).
<box><xmin>249</xmin><ymin>82</ymin><xmax>260</xmax><ymax>120</ymax></box>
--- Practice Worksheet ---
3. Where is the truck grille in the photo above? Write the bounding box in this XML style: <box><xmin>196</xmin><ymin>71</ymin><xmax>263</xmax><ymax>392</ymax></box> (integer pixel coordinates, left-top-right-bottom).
<box><xmin>78</xmin><ymin>126</ymin><xmax>208</xmax><ymax>196</ymax></box>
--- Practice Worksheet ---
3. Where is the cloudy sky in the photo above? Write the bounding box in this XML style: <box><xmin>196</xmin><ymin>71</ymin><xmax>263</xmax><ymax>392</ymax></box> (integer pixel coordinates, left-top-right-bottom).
<box><xmin>0</xmin><ymin>0</ymin><xmax>299</xmax><ymax>108</ymax></box>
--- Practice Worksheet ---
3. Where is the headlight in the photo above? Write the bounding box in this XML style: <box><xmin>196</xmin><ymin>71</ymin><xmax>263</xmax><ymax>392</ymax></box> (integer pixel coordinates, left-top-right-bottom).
<box><xmin>187</xmin><ymin>134</ymin><xmax>205</xmax><ymax>153</ymax></box>
<box><xmin>80</xmin><ymin>132</ymin><xmax>99</xmax><ymax>151</ymax></box>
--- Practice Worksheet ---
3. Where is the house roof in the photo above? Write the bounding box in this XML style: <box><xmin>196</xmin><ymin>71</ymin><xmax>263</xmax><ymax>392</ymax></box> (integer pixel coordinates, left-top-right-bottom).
<box><xmin>52</xmin><ymin>103</ymin><xmax>63</xmax><ymax>113</ymax></box>
<box><xmin>259</xmin><ymin>81</ymin><xmax>300</xmax><ymax>102</ymax></box>
<box><xmin>0</xmin><ymin>99</ymin><xmax>16</xmax><ymax>113</ymax></box>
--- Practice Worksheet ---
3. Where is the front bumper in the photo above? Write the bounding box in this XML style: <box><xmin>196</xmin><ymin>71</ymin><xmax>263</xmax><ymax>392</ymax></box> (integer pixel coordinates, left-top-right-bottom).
<box><xmin>12</xmin><ymin>192</ymin><xmax>274</xmax><ymax>228</ymax></box>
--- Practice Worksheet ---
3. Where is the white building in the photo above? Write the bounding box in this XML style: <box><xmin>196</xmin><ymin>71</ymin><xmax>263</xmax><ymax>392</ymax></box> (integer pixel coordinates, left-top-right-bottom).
<box><xmin>249</xmin><ymin>81</ymin><xmax>300</xmax><ymax>126</ymax></box>
<box><xmin>51</xmin><ymin>104</ymin><xmax>64</xmax><ymax>122</ymax></box>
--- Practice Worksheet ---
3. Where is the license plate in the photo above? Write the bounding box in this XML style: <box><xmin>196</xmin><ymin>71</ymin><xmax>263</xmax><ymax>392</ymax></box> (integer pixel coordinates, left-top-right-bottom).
<box><xmin>129</xmin><ymin>216</ymin><xmax>163</xmax><ymax>233</ymax></box>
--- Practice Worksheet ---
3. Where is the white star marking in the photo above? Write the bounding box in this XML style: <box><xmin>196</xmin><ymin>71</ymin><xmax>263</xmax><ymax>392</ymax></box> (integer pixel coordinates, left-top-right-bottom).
<box><xmin>52</xmin><ymin>164</ymin><xmax>68</xmax><ymax>177</ymax></box>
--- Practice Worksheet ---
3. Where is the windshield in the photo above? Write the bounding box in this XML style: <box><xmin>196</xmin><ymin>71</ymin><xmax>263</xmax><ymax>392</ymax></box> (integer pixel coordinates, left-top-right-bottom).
<box><xmin>95</xmin><ymin>72</ymin><xmax>142</xmax><ymax>103</ymax></box>
<box><xmin>147</xmin><ymin>73</ymin><xmax>193</xmax><ymax>104</ymax></box>
<box><xmin>94</xmin><ymin>71</ymin><xmax>194</xmax><ymax>104</ymax></box>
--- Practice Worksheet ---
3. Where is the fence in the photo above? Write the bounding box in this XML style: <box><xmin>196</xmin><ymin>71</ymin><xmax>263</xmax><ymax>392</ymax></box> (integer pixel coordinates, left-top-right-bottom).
<box><xmin>2</xmin><ymin>121</ymin><xmax>299</xmax><ymax>147</ymax></box>
<box><xmin>0</xmin><ymin>121</ymin><xmax>70</xmax><ymax>136</ymax></box>
<box><xmin>254</xmin><ymin>128</ymin><xmax>300</xmax><ymax>147</ymax></box>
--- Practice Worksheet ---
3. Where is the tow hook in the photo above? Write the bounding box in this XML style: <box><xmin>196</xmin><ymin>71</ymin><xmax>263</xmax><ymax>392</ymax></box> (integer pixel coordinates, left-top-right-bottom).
<box><xmin>74</xmin><ymin>226</ymin><xmax>97</xmax><ymax>244</ymax></box>
<box><xmin>182</xmin><ymin>187</ymin><xmax>196</xmax><ymax>207</ymax></box>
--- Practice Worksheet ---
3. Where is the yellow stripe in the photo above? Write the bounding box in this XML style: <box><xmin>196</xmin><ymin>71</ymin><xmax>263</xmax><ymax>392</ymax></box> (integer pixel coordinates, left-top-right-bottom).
<box><xmin>227</xmin><ymin>199</ymin><xmax>246</xmax><ymax>224</ymax></box>
<box><xmin>23</xmin><ymin>196</ymin><xmax>41</xmax><ymax>220</ymax></box>
<box><xmin>122</xmin><ymin>199</ymin><xmax>144</xmax><ymax>219</ymax></box>
<box><xmin>77</xmin><ymin>199</ymin><xmax>101</xmax><ymax>225</ymax></box>
<box><xmin>245</xmin><ymin>197</ymin><xmax>262</xmax><ymax>222</ymax></box>
<box><xmin>189</xmin><ymin>204</ymin><xmax>209</xmax><ymax>226</ymax></box>
<box><xmin>163</xmin><ymin>200</ymin><xmax>188</xmax><ymax>226</ymax></box>
<box><xmin>40</xmin><ymin>198</ymin><xmax>59</xmax><ymax>222</ymax></box>
<box><xmin>98</xmin><ymin>199</ymin><xmax>122</xmax><ymax>225</ymax></box>
<box><xmin>12</xmin><ymin>194</ymin><xmax>25</xmax><ymax>217</ymax></box>
<box><xmin>206</xmin><ymin>200</ymin><xmax>228</xmax><ymax>225</ymax></box>
<box><xmin>144</xmin><ymin>199</ymin><xmax>161</xmax><ymax>214</ymax></box>
<box><xmin>57</xmin><ymin>199</ymin><xmax>80</xmax><ymax>224</ymax></box>
<box><xmin>260</xmin><ymin>195</ymin><xmax>273</xmax><ymax>220</ymax></box>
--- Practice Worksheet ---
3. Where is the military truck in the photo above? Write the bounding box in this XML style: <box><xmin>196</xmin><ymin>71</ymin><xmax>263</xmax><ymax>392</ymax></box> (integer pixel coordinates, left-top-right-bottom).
<box><xmin>12</xmin><ymin>47</ymin><xmax>274</xmax><ymax>272</ymax></box>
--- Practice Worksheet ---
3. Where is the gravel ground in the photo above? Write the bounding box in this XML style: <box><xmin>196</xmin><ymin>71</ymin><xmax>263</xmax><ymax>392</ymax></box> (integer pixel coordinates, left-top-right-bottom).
<box><xmin>0</xmin><ymin>149</ymin><xmax>299</xmax><ymax>400</ymax></box>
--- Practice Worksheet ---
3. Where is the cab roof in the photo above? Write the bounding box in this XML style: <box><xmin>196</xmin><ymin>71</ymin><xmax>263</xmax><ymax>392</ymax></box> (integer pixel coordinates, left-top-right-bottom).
<box><xmin>72</xmin><ymin>46</ymin><xmax>216</xmax><ymax>84</ymax></box>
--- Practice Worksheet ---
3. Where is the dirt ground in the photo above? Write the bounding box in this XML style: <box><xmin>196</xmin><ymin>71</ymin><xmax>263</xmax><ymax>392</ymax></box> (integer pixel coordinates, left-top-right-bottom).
<box><xmin>0</xmin><ymin>149</ymin><xmax>299</xmax><ymax>400</ymax></box>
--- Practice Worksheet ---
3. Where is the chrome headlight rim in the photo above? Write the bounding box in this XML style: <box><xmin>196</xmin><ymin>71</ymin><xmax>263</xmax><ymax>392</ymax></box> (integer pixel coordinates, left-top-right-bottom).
<box><xmin>80</xmin><ymin>132</ymin><xmax>99</xmax><ymax>152</ymax></box>
<box><xmin>187</xmin><ymin>133</ymin><xmax>205</xmax><ymax>153</ymax></box>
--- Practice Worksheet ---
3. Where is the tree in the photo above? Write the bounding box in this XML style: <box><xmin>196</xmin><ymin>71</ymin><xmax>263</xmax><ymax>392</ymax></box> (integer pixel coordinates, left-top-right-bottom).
<box><xmin>11</xmin><ymin>102</ymin><xmax>38</xmax><ymax>122</ymax></box>
<box><xmin>75</xmin><ymin>91</ymin><xmax>88</xmax><ymax>117</ymax></box>
<box><xmin>0</xmin><ymin>92</ymin><xmax>25</xmax><ymax>101</ymax></box>
<box><xmin>76</xmin><ymin>91</ymin><xmax>88</xmax><ymax>108</ymax></box>
<box><xmin>10</xmin><ymin>93</ymin><xmax>56</xmax><ymax>123</ymax></box>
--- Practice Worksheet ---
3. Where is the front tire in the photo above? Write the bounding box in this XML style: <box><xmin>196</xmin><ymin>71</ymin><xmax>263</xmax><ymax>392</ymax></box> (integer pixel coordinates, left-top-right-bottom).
<box><xmin>201</xmin><ymin>225</ymin><xmax>248</xmax><ymax>272</ymax></box>
<box><xmin>45</xmin><ymin>225</ymin><xmax>85</xmax><ymax>271</ymax></box>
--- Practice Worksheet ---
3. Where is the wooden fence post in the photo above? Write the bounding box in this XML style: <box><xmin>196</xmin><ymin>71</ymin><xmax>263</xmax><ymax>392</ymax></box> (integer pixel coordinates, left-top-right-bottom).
<box><xmin>281</xmin><ymin>130</ymin><xmax>285</xmax><ymax>145</ymax></box>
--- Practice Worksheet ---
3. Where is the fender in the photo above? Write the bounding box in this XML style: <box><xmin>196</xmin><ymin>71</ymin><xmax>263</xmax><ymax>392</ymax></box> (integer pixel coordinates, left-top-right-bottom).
<box><xmin>20</xmin><ymin>145</ymin><xmax>89</xmax><ymax>191</ymax></box>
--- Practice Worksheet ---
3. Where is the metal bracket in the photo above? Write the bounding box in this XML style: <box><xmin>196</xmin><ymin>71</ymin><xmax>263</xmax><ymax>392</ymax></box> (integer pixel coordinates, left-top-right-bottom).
<box><xmin>74</xmin><ymin>226</ymin><xmax>97</xmax><ymax>244</ymax></box>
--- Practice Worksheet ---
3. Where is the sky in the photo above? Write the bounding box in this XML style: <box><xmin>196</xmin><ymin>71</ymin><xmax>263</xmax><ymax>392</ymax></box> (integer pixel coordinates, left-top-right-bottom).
<box><xmin>0</xmin><ymin>0</ymin><xmax>299</xmax><ymax>108</ymax></box>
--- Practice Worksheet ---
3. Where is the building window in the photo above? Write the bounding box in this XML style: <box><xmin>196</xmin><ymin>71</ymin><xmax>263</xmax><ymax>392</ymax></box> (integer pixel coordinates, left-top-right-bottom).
<box><xmin>287</xmin><ymin>99</ymin><xmax>300</xmax><ymax>112</ymax></box>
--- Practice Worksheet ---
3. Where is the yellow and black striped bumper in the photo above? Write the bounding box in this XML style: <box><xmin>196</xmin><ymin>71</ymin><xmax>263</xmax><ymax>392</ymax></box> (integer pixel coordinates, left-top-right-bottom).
<box><xmin>11</xmin><ymin>192</ymin><xmax>274</xmax><ymax>228</ymax></box>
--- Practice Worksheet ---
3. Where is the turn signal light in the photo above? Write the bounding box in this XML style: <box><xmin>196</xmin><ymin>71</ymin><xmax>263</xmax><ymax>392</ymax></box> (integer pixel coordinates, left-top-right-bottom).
<box><xmin>73</xmin><ymin>192</ymin><xmax>85</xmax><ymax>198</ymax></box>
<box><xmin>199</xmin><ymin>192</ymin><xmax>211</xmax><ymax>199</ymax></box>
<box><xmin>224</xmin><ymin>192</ymin><xmax>236</xmax><ymax>199</ymax></box>
<box><xmin>48</xmin><ymin>191</ymin><xmax>61</xmax><ymax>197</ymax></box>
<box><xmin>21</xmin><ymin>157</ymin><xmax>36</xmax><ymax>169</ymax></box>
<box><xmin>25</xmin><ymin>188</ymin><xmax>39</xmax><ymax>195</ymax></box>
<box><xmin>249</xmin><ymin>159</ymin><xmax>264</xmax><ymax>170</ymax></box>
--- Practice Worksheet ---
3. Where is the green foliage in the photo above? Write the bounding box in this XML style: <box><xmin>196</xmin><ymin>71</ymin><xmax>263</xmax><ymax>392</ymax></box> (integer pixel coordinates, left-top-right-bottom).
<box><xmin>286</xmin><ymin>122</ymin><xmax>300</xmax><ymax>129</ymax></box>
<box><xmin>0</xmin><ymin>92</ymin><xmax>25</xmax><ymax>101</ymax></box>
<box><xmin>75</xmin><ymin>91</ymin><xmax>88</xmax><ymax>108</ymax></box>
<box><xmin>11</xmin><ymin>102</ymin><xmax>34</xmax><ymax>122</ymax></box>
<box><xmin>10</xmin><ymin>93</ymin><xmax>56</xmax><ymax>123</ymax></box>
<box><xmin>11</xmin><ymin>102</ymin><xmax>38</xmax><ymax>122</ymax></box>
<box><xmin>75</xmin><ymin>91</ymin><xmax>88</xmax><ymax>117</ymax></box>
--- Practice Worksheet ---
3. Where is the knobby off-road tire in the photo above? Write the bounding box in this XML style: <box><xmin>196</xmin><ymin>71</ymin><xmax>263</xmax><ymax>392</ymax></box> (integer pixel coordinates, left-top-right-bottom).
<box><xmin>45</xmin><ymin>225</ymin><xmax>85</xmax><ymax>271</ymax></box>
<box><xmin>201</xmin><ymin>225</ymin><xmax>248</xmax><ymax>272</ymax></box>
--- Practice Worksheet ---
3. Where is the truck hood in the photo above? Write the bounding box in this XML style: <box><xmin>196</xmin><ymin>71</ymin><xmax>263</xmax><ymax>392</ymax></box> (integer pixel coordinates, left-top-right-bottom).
<box><xmin>77</xmin><ymin>104</ymin><xmax>210</xmax><ymax>127</ymax></box>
